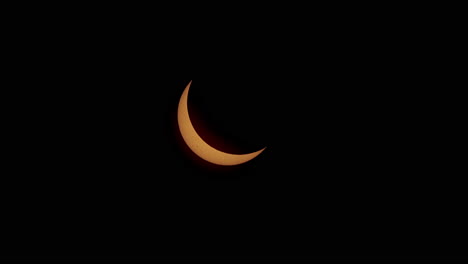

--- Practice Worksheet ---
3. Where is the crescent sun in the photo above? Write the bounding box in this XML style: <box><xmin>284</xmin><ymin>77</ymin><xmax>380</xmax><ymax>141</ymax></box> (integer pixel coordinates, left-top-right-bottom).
<box><xmin>177</xmin><ymin>81</ymin><xmax>266</xmax><ymax>166</ymax></box>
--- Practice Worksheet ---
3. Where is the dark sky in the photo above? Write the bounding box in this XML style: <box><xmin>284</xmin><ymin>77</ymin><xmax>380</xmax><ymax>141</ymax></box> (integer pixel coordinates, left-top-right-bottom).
<box><xmin>2</xmin><ymin>4</ymin><xmax>466</xmax><ymax>262</ymax></box>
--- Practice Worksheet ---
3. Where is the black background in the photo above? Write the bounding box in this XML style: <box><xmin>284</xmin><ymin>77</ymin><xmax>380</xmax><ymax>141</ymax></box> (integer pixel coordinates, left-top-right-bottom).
<box><xmin>2</xmin><ymin>3</ymin><xmax>466</xmax><ymax>262</ymax></box>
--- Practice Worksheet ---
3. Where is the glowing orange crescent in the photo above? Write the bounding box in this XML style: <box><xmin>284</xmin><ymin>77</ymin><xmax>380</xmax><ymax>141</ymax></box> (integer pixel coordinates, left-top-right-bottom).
<box><xmin>177</xmin><ymin>81</ymin><xmax>266</xmax><ymax>166</ymax></box>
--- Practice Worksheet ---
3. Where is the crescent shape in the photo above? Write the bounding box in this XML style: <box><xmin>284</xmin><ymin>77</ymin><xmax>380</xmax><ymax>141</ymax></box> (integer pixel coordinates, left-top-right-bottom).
<box><xmin>177</xmin><ymin>81</ymin><xmax>266</xmax><ymax>166</ymax></box>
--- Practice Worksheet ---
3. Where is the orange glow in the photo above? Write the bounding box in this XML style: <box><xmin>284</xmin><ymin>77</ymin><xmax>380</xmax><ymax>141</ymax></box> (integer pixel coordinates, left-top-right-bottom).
<box><xmin>177</xmin><ymin>81</ymin><xmax>266</xmax><ymax>166</ymax></box>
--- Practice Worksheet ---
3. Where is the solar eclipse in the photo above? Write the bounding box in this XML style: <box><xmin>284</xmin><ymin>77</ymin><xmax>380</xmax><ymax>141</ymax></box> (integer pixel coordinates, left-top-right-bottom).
<box><xmin>177</xmin><ymin>81</ymin><xmax>266</xmax><ymax>166</ymax></box>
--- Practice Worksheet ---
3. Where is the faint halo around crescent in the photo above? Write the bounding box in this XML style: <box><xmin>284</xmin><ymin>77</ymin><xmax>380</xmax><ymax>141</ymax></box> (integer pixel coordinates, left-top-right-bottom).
<box><xmin>177</xmin><ymin>81</ymin><xmax>266</xmax><ymax>166</ymax></box>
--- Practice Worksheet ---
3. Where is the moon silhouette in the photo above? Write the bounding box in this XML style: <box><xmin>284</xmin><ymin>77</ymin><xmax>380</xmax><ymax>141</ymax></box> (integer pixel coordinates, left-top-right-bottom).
<box><xmin>177</xmin><ymin>81</ymin><xmax>266</xmax><ymax>166</ymax></box>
